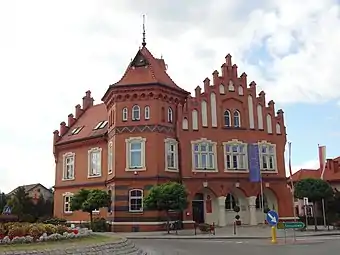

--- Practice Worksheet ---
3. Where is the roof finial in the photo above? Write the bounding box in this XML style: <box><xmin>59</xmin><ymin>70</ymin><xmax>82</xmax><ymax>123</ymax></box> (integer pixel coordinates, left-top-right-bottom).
<box><xmin>142</xmin><ymin>15</ymin><xmax>146</xmax><ymax>47</ymax></box>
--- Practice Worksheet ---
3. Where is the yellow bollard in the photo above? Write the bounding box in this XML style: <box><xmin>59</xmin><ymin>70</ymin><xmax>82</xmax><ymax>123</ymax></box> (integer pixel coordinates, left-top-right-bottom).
<box><xmin>271</xmin><ymin>226</ymin><xmax>277</xmax><ymax>244</ymax></box>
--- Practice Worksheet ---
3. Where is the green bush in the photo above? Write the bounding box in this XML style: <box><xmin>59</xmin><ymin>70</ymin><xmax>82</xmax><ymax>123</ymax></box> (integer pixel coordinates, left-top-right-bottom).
<box><xmin>92</xmin><ymin>218</ymin><xmax>109</xmax><ymax>232</ymax></box>
<box><xmin>44</xmin><ymin>217</ymin><xmax>67</xmax><ymax>225</ymax></box>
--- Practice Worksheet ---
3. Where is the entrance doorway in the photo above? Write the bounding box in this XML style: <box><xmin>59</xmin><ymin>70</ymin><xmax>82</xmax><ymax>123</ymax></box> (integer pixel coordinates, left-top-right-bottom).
<box><xmin>192</xmin><ymin>193</ymin><xmax>204</xmax><ymax>223</ymax></box>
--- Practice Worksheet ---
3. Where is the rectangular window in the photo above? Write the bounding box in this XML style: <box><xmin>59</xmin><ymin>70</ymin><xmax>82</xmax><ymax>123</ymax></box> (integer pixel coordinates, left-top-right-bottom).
<box><xmin>63</xmin><ymin>153</ymin><xmax>75</xmax><ymax>180</ymax></box>
<box><xmin>129</xmin><ymin>189</ymin><xmax>143</xmax><ymax>212</ymax></box>
<box><xmin>64</xmin><ymin>195</ymin><xmax>72</xmax><ymax>213</ymax></box>
<box><xmin>259</xmin><ymin>144</ymin><xmax>276</xmax><ymax>171</ymax></box>
<box><xmin>224</xmin><ymin>142</ymin><xmax>247</xmax><ymax>171</ymax></box>
<box><xmin>88</xmin><ymin>148</ymin><xmax>102</xmax><ymax>177</ymax></box>
<box><xmin>165</xmin><ymin>139</ymin><xmax>178</xmax><ymax>171</ymax></box>
<box><xmin>192</xmin><ymin>140</ymin><xmax>216</xmax><ymax>171</ymax></box>
<box><xmin>126</xmin><ymin>137</ymin><xmax>146</xmax><ymax>171</ymax></box>
<box><xmin>71</xmin><ymin>126</ymin><xmax>83</xmax><ymax>135</ymax></box>
<box><xmin>108</xmin><ymin>143</ymin><xmax>113</xmax><ymax>174</ymax></box>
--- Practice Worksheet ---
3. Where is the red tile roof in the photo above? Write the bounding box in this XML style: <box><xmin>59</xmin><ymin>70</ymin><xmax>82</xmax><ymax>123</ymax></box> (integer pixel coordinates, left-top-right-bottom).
<box><xmin>291</xmin><ymin>169</ymin><xmax>321</xmax><ymax>182</ymax></box>
<box><xmin>56</xmin><ymin>103</ymin><xmax>107</xmax><ymax>145</ymax></box>
<box><xmin>112</xmin><ymin>46</ymin><xmax>186</xmax><ymax>91</ymax></box>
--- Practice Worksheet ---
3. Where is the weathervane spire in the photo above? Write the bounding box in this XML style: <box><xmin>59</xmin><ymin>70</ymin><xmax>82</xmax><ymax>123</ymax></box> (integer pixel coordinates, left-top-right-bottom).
<box><xmin>142</xmin><ymin>15</ymin><xmax>146</xmax><ymax>47</ymax></box>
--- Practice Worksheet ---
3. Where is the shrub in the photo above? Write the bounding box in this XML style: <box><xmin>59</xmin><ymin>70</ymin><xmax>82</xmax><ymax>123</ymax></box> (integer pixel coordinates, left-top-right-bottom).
<box><xmin>44</xmin><ymin>217</ymin><xmax>67</xmax><ymax>225</ymax></box>
<box><xmin>92</xmin><ymin>218</ymin><xmax>108</xmax><ymax>232</ymax></box>
<box><xmin>56</xmin><ymin>224</ymin><xmax>69</xmax><ymax>235</ymax></box>
<box><xmin>198</xmin><ymin>223</ymin><xmax>211</xmax><ymax>232</ymax></box>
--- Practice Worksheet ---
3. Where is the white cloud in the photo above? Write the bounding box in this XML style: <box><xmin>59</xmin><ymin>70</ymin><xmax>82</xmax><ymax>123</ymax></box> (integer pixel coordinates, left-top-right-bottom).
<box><xmin>0</xmin><ymin>0</ymin><xmax>339</xmax><ymax>192</ymax></box>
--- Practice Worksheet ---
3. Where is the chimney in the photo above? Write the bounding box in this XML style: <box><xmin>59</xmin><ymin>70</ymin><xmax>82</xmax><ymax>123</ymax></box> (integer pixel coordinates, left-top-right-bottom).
<box><xmin>59</xmin><ymin>121</ymin><xmax>69</xmax><ymax>136</ymax></box>
<box><xmin>75</xmin><ymin>104</ymin><xmax>83</xmax><ymax>118</ymax></box>
<box><xmin>82</xmin><ymin>90</ymin><xmax>94</xmax><ymax>110</ymax></box>
<box><xmin>68</xmin><ymin>113</ymin><xmax>76</xmax><ymax>127</ymax></box>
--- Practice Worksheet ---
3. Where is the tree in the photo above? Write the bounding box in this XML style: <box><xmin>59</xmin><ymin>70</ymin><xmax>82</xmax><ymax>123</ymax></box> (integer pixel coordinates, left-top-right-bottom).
<box><xmin>70</xmin><ymin>189</ymin><xmax>111</xmax><ymax>229</ymax></box>
<box><xmin>7</xmin><ymin>186</ymin><xmax>34</xmax><ymax>220</ymax></box>
<box><xmin>0</xmin><ymin>192</ymin><xmax>7</xmax><ymax>213</ymax></box>
<box><xmin>294</xmin><ymin>178</ymin><xmax>334</xmax><ymax>230</ymax></box>
<box><xmin>144</xmin><ymin>182</ymin><xmax>188</xmax><ymax>233</ymax></box>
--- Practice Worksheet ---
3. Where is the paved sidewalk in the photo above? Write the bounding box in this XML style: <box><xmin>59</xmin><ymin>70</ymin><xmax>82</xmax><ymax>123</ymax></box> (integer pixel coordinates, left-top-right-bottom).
<box><xmin>112</xmin><ymin>225</ymin><xmax>340</xmax><ymax>240</ymax></box>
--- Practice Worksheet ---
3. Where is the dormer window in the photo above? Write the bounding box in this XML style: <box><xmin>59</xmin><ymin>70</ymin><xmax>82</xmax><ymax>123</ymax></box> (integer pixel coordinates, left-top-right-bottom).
<box><xmin>93</xmin><ymin>120</ymin><xmax>108</xmax><ymax>130</ymax></box>
<box><xmin>168</xmin><ymin>107</ymin><xmax>173</xmax><ymax>123</ymax></box>
<box><xmin>71</xmin><ymin>126</ymin><xmax>83</xmax><ymax>135</ymax></box>
<box><xmin>122</xmin><ymin>107</ymin><xmax>128</xmax><ymax>121</ymax></box>
<box><xmin>132</xmin><ymin>105</ymin><xmax>140</xmax><ymax>121</ymax></box>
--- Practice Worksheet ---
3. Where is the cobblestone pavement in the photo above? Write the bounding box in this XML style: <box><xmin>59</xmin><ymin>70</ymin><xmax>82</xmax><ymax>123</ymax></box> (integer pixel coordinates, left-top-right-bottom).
<box><xmin>134</xmin><ymin>236</ymin><xmax>340</xmax><ymax>255</ymax></box>
<box><xmin>0</xmin><ymin>238</ymin><xmax>146</xmax><ymax>255</ymax></box>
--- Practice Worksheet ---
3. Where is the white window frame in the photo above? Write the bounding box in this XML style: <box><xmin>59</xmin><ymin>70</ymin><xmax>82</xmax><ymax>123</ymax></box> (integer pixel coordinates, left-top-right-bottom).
<box><xmin>191</xmin><ymin>138</ymin><xmax>217</xmax><ymax>172</ymax></box>
<box><xmin>63</xmin><ymin>192</ymin><xmax>73</xmax><ymax>214</ymax></box>
<box><xmin>125</xmin><ymin>137</ymin><xmax>146</xmax><ymax>171</ymax></box>
<box><xmin>164</xmin><ymin>138</ymin><xmax>179</xmax><ymax>172</ymax></box>
<box><xmin>92</xmin><ymin>209</ymin><xmax>100</xmax><ymax>214</ymax></box>
<box><xmin>129</xmin><ymin>189</ymin><xmax>143</xmax><ymax>212</ymax></box>
<box><xmin>108</xmin><ymin>141</ymin><xmax>113</xmax><ymax>174</ymax></box>
<box><xmin>233</xmin><ymin>110</ymin><xmax>241</xmax><ymax>127</ymax></box>
<box><xmin>168</xmin><ymin>107</ymin><xmax>173</xmax><ymax>123</ymax></box>
<box><xmin>62</xmin><ymin>152</ymin><xmax>75</xmax><ymax>181</ymax></box>
<box><xmin>144</xmin><ymin>106</ymin><xmax>150</xmax><ymax>120</ymax></box>
<box><xmin>223</xmin><ymin>140</ymin><xmax>248</xmax><ymax>172</ymax></box>
<box><xmin>258</xmin><ymin>141</ymin><xmax>277</xmax><ymax>172</ymax></box>
<box><xmin>224</xmin><ymin>110</ymin><xmax>231</xmax><ymax>127</ymax></box>
<box><xmin>122</xmin><ymin>107</ymin><xmax>128</xmax><ymax>121</ymax></box>
<box><xmin>88</xmin><ymin>147</ymin><xmax>102</xmax><ymax>178</ymax></box>
<box><xmin>132</xmin><ymin>105</ymin><xmax>140</xmax><ymax>121</ymax></box>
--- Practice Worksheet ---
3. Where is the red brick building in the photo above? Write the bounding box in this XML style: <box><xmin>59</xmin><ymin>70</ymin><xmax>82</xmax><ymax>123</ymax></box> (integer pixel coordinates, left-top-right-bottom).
<box><xmin>53</xmin><ymin>42</ymin><xmax>294</xmax><ymax>232</ymax></box>
<box><xmin>291</xmin><ymin>157</ymin><xmax>340</xmax><ymax>217</ymax></box>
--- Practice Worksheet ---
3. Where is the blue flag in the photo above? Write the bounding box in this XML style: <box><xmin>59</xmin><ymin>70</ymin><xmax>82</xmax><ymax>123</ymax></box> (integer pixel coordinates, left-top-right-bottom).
<box><xmin>248</xmin><ymin>144</ymin><xmax>261</xmax><ymax>182</ymax></box>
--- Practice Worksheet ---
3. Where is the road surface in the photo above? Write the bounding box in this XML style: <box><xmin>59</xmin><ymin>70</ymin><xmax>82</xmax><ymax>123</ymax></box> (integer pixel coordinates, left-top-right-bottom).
<box><xmin>134</xmin><ymin>235</ymin><xmax>340</xmax><ymax>254</ymax></box>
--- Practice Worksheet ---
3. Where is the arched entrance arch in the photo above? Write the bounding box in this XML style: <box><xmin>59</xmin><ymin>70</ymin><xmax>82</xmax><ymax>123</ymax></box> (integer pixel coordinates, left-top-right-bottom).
<box><xmin>255</xmin><ymin>188</ymin><xmax>278</xmax><ymax>224</ymax></box>
<box><xmin>191</xmin><ymin>188</ymin><xmax>218</xmax><ymax>225</ymax></box>
<box><xmin>224</xmin><ymin>188</ymin><xmax>249</xmax><ymax>225</ymax></box>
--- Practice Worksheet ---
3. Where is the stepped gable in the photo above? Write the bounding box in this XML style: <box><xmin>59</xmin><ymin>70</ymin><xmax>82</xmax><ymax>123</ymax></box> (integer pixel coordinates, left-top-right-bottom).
<box><xmin>102</xmin><ymin>46</ymin><xmax>188</xmax><ymax>102</ymax></box>
<box><xmin>181</xmin><ymin>53</ymin><xmax>285</xmax><ymax>129</ymax></box>
<box><xmin>53</xmin><ymin>91</ymin><xmax>107</xmax><ymax>145</ymax></box>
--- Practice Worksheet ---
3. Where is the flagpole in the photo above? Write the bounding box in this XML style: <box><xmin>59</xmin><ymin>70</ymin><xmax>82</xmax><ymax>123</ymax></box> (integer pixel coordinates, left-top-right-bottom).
<box><xmin>319</xmin><ymin>144</ymin><xmax>327</xmax><ymax>228</ymax></box>
<box><xmin>288</xmin><ymin>142</ymin><xmax>297</xmax><ymax>241</ymax></box>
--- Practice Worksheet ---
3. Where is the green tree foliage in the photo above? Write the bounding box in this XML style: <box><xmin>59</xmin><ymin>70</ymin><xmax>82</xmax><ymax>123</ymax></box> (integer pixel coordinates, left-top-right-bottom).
<box><xmin>70</xmin><ymin>189</ymin><xmax>111</xmax><ymax>228</ymax></box>
<box><xmin>294</xmin><ymin>178</ymin><xmax>333</xmax><ymax>201</ymax></box>
<box><xmin>294</xmin><ymin>178</ymin><xmax>334</xmax><ymax>230</ymax></box>
<box><xmin>0</xmin><ymin>192</ymin><xmax>7</xmax><ymax>213</ymax></box>
<box><xmin>7</xmin><ymin>187</ymin><xmax>34</xmax><ymax>219</ymax></box>
<box><xmin>144</xmin><ymin>182</ymin><xmax>188</xmax><ymax>232</ymax></box>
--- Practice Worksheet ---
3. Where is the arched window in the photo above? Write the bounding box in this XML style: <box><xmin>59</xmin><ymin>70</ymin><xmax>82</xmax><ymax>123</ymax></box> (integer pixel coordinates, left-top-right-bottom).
<box><xmin>168</xmin><ymin>107</ymin><xmax>173</xmax><ymax>123</ymax></box>
<box><xmin>255</xmin><ymin>193</ymin><xmax>268</xmax><ymax>210</ymax></box>
<box><xmin>225</xmin><ymin>193</ymin><xmax>238</xmax><ymax>210</ymax></box>
<box><xmin>129</xmin><ymin>189</ymin><xmax>143</xmax><ymax>212</ymax></box>
<box><xmin>122</xmin><ymin>107</ymin><xmax>128</xmax><ymax>121</ymax></box>
<box><xmin>224</xmin><ymin>110</ymin><xmax>231</xmax><ymax>127</ymax></box>
<box><xmin>132</xmin><ymin>105</ymin><xmax>140</xmax><ymax>121</ymax></box>
<box><xmin>144</xmin><ymin>106</ymin><xmax>150</xmax><ymax>120</ymax></box>
<box><xmin>234</xmin><ymin>110</ymin><xmax>241</xmax><ymax>127</ymax></box>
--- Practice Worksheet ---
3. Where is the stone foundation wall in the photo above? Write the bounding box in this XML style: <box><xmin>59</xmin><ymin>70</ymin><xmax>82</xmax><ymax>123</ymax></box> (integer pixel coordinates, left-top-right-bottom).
<box><xmin>1</xmin><ymin>237</ymin><xmax>146</xmax><ymax>255</ymax></box>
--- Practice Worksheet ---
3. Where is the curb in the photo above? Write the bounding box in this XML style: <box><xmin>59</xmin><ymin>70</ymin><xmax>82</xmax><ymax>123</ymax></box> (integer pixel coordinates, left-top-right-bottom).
<box><xmin>125</xmin><ymin>232</ymin><xmax>340</xmax><ymax>240</ymax></box>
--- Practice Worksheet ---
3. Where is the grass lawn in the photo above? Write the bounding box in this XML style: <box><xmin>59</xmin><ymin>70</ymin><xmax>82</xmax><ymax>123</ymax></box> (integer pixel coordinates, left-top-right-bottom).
<box><xmin>0</xmin><ymin>234</ymin><xmax>121</xmax><ymax>252</ymax></box>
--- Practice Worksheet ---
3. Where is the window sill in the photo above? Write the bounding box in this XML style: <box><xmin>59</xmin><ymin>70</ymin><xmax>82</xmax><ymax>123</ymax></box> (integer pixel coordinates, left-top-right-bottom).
<box><xmin>261</xmin><ymin>169</ymin><xmax>278</xmax><ymax>173</ymax></box>
<box><xmin>192</xmin><ymin>169</ymin><xmax>218</xmax><ymax>173</ymax></box>
<box><xmin>88</xmin><ymin>174</ymin><xmax>102</xmax><ymax>178</ymax></box>
<box><xmin>125</xmin><ymin>168</ymin><xmax>146</xmax><ymax>172</ymax></box>
<box><xmin>129</xmin><ymin>211</ymin><xmax>144</xmax><ymax>214</ymax></box>
<box><xmin>224</xmin><ymin>169</ymin><xmax>249</xmax><ymax>173</ymax></box>
<box><xmin>62</xmin><ymin>178</ymin><xmax>75</xmax><ymax>181</ymax></box>
<box><xmin>63</xmin><ymin>212</ymin><xmax>73</xmax><ymax>215</ymax></box>
<box><xmin>165</xmin><ymin>168</ymin><xmax>179</xmax><ymax>172</ymax></box>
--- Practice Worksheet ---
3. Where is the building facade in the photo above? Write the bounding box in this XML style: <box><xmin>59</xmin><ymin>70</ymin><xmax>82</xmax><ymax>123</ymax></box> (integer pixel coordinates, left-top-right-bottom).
<box><xmin>291</xmin><ymin>157</ymin><xmax>340</xmax><ymax>217</ymax></box>
<box><xmin>53</xmin><ymin>43</ymin><xmax>294</xmax><ymax>232</ymax></box>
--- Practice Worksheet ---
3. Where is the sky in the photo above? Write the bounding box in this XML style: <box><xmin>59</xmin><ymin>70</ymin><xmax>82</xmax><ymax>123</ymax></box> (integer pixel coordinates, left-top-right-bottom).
<box><xmin>0</xmin><ymin>0</ymin><xmax>340</xmax><ymax>193</ymax></box>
